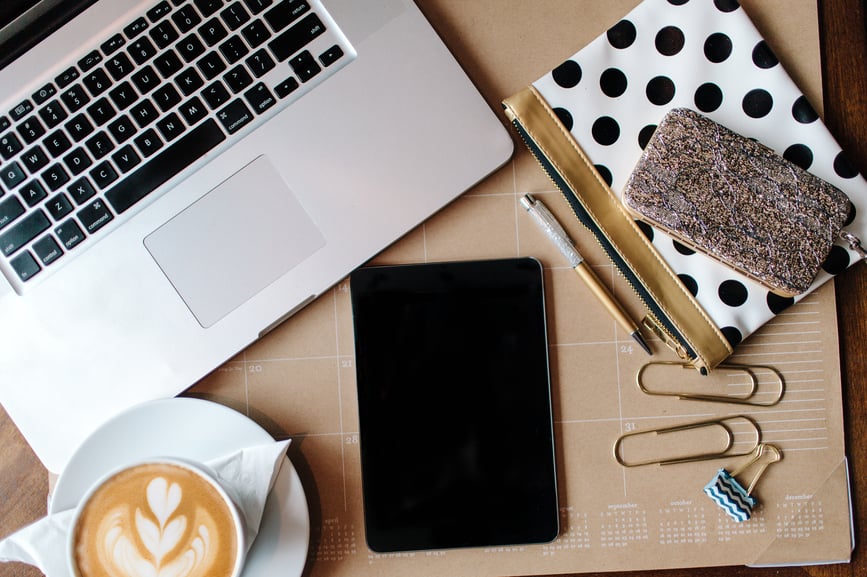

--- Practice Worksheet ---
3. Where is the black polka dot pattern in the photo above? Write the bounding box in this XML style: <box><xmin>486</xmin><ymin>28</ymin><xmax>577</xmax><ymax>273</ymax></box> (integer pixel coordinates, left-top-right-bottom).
<box><xmin>751</xmin><ymin>40</ymin><xmax>779</xmax><ymax>69</ymax></box>
<box><xmin>592</xmin><ymin>117</ymin><xmax>620</xmax><ymax>146</ymax></box>
<box><xmin>694</xmin><ymin>83</ymin><xmax>723</xmax><ymax>112</ymax></box>
<box><xmin>704</xmin><ymin>33</ymin><xmax>733</xmax><ymax>63</ymax></box>
<box><xmin>742</xmin><ymin>89</ymin><xmax>773</xmax><ymax>118</ymax></box>
<box><xmin>533</xmin><ymin>0</ymin><xmax>866</xmax><ymax>349</ymax></box>
<box><xmin>646</xmin><ymin>76</ymin><xmax>676</xmax><ymax>105</ymax></box>
<box><xmin>655</xmin><ymin>26</ymin><xmax>685</xmax><ymax>56</ymax></box>
<box><xmin>607</xmin><ymin>20</ymin><xmax>637</xmax><ymax>49</ymax></box>
<box><xmin>552</xmin><ymin>60</ymin><xmax>582</xmax><ymax>89</ymax></box>
<box><xmin>601</xmin><ymin>68</ymin><xmax>628</xmax><ymax>97</ymax></box>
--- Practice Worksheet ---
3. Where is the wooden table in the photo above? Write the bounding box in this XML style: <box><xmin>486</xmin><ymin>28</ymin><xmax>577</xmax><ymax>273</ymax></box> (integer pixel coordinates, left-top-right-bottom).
<box><xmin>2</xmin><ymin>1</ymin><xmax>866</xmax><ymax>576</ymax></box>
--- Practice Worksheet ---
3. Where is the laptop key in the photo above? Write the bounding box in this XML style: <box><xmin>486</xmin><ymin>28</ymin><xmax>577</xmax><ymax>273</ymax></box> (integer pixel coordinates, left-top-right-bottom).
<box><xmin>55</xmin><ymin>219</ymin><xmax>86</xmax><ymax>250</ymax></box>
<box><xmin>21</xmin><ymin>147</ymin><xmax>49</xmax><ymax>173</ymax></box>
<box><xmin>44</xmin><ymin>130</ymin><xmax>72</xmax><ymax>157</ymax></box>
<box><xmin>32</xmin><ymin>235</ymin><xmax>63</xmax><ymax>266</ymax></box>
<box><xmin>195</xmin><ymin>0</ymin><xmax>225</xmax><ymax>18</ymax></box>
<box><xmin>39</xmin><ymin>101</ymin><xmax>68</xmax><ymax>128</ymax></box>
<box><xmin>134</xmin><ymin>128</ymin><xmax>164</xmax><ymax>157</ymax></box>
<box><xmin>179</xmin><ymin>97</ymin><xmax>208</xmax><ymax>124</ymax></box>
<box><xmin>42</xmin><ymin>163</ymin><xmax>70</xmax><ymax>191</ymax></box>
<box><xmin>173</xmin><ymin>5</ymin><xmax>202</xmax><ymax>33</ymax></box>
<box><xmin>264</xmin><ymin>0</ymin><xmax>310</xmax><ymax>33</ymax></box>
<box><xmin>124</xmin><ymin>17</ymin><xmax>150</xmax><ymax>39</ymax></box>
<box><xmin>106</xmin><ymin>119</ymin><xmax>225</xmax><ymax>214</ymax></box>
<box><xmin>1</xmin><ymin>161</ymin><xmax>25</xmax><ymax>189</ymax></box>
<box><xmin>289</xmin><ymin>50</ymin><xmax>319</xmax><ymax>82</ymax></box>
<box><xmin>83</xmin><ymin>69</ymin><xmax>113</xmax><ymax>98</ymax></box>
<box><xmin>268</xmin><ymin>13</ymin><xmax>325</xmax><ymax>62</ymax></box>
<box><xmin>46</xmin><ymin>193</ymin><xmax>73</xmax><ymax>220</ymax></box>
<box><xmin>112</xmin><ymin>145</ymin><xmax>142</xmax><ymax>173</ymax></box>
<box><xmin>77</xmin><ymin>199</ymin><xmax>114</xmax><ymax>234</ymax></box>
<box><xmin>18</xmin><ymin>117</ymin><xmax>47</xmax><ymax>144</ymax></box>
<box><xmin>241</xmin><ymin>20</ymin><xmax>270</xmax><ymax>48</ymax></box>
<box><xmin>216</xmin><ymin>99</ymin><xmax>252</xmax><ymax>134</ymax></box>
<box><xmin>243</xmin><ymin>82</ymin><xmax>275</xmax><ymax>113</ymax></box>
<box><xmin>245</xmin><ymin>49</ymin><xmax>274</xmax><ymax>77</ymax></box>
<box><xmin>0</xmin><ymin>209</ymin><xmax>50</xmax><ymax>256</ymax></box>
<box><xmin>78</xmin><ymin>51</ymin><xmax>103</xmax><ymax>72</ymax></box>
<box><xmin>9</xmin><ymin>100</ymin><xmax>34</xmax><ymax>122</ymax></box>
<box><xmin>0</xmin><ymin>196</ymin><xmax>25</xmax><ymax>230</ymax></box>
<box><xmin>224</xmin><ymin>65</ymin><xmax>253</xmax><ymax>92</ymax></box>
<box><xmin>106</xmin><ymin>53</ymin><xmax>135</xmax><ymax>81</ymax></box>
<box><xmin>32</xmin><ymin>83</ymin><xmax>57</xmax><ymax>105</ymax></box>
<box><xmin>1</xmin><ymin>132</ymin><xmax>23</xmax><ymax>159</ymax></box>
<box><xmin>319</xmin><ymin>44</ymin><xmax>344</xmax><ymax>67</ymax></box>
<box><xmin>243</xmin><ymin>0</ymin><xmax>273</xmax><ymax>15</ymax></box>
<box><xmin>156</xmin><ymin>112</ymin><xmax>186</xmax><ymax>141</ymax></box>
<box><xmin>101</xmin><ymin>33</ymin><xmax>126</xmax><ymax>56</ymax></box>
<box><xmin>63</xmin><ymin>147</ymin><xmax>93</xmax><ymax>176</ymax></box>
<box><xmin>68</xmin><ymin>177</ymin><xmax>97</xmax><ymax>205</ymax></box>
<box><xmin>90</xmin><ymin>161</ymin><xmax>119</xmax><ymax>189</ymax></box>
<box><xmin>55</xmin><ymin>67</ymin><xmax>80</xmax><ymax>89</ymax></box>
<box><xmin>10</xmin><ymin>250</ymin><xmax>40</xmax><ymax>281</ymax></box>
<box><xmin>129</xmin><ymin>37</ymin><xmax>158</xmax><ymax>65</ymax></box>
<box><xmin>150</xmin><ymin>20</ymin><xmax>181</xmax><ymax>50</ymax></box>
<box><xmin>154</xmin><ymin>50</ymin><xmax>183</xmax><ymax>78</ymax></box>
<box><xmin>147</xmin><ymin>1</ymin><xmax>173</xmax><ymax>23</ymax></box>
<box><xmin>61</xmin><ymin>86</ymin><xmax>90</xmax><ymax>113</ymax></box>
<box><xmin>20</xmin><ymin>180</ymin><xmax>47</xmax><ymax>207</ymax></box>
<box><xmin>200</xmin><ymin>18</ymin><xmax>229</xmax><ymax>46</ymax></box>
<box><xmin>274</xmin><ymin>76</ymin><xmax>298</xmax><ymax>98</ymax></box>
<box><xmin>178</xmin><ymin>33</ymin><xmax>206</xmax><ymax>62</ymax></box>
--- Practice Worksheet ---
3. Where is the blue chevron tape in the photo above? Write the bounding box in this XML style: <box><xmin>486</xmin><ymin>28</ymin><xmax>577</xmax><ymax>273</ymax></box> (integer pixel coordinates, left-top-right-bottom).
<box><xmin>704</xmin><ymin>469</ymin><xmax>757</xmax><ymax>522</ymax></box>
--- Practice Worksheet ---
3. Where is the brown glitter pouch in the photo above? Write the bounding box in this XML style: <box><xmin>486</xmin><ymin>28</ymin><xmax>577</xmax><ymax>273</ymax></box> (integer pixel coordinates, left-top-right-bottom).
<box><xmin>623</xmin><ymin>108</ymin><xmax>853</xmax><ymax>297</ymax></box>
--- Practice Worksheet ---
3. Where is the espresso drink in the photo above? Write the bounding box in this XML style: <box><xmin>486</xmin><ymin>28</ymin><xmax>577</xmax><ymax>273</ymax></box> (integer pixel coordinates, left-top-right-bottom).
<box><xmin>72</xmin><ymin>462</ymin><xmax>240</xmax><ymax>577</ymax></box>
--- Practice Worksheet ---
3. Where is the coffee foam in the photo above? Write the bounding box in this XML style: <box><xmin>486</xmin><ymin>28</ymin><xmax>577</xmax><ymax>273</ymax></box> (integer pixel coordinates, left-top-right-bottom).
<box><xmin>72</xmin><ymin>462</ymin><xmax>239</xmax><ymax>577</ymax></box>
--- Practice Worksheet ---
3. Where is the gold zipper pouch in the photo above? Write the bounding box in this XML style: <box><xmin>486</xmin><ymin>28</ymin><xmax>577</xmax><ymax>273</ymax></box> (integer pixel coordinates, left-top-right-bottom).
<box><xmin>622</xmin><ymin>108</ymin><xmax>853</xmax><ymax>298</ymax></box>
<box><xmin>504</xmin><ymin>87</ymin><xmax>732</xmax><ymax>373</ymax></box>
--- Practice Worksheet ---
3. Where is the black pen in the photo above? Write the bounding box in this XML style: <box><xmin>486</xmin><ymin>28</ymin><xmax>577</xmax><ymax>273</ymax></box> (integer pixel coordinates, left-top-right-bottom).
<box><xmin>520</xmin><ymin>194</ymin><xmax>652</xmax><ymax>355</ymax></box>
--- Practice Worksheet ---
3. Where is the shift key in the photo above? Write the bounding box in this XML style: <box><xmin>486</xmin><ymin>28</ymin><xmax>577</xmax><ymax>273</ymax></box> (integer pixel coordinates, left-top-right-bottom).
<box><xmin>0</xmin><ymin>210</ymin><xmax>50</xmax><ymax>256</ymax></box>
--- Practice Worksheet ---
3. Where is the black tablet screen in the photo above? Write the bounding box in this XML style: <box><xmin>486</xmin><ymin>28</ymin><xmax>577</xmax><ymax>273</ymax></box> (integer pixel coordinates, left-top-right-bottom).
<box><xmin>350</xmin><ymin>257</ymin><xmax>558</xmax><ymax>552</ymax></box>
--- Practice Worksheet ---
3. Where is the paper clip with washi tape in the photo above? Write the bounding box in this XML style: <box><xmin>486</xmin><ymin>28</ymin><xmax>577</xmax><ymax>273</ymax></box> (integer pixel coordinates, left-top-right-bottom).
<box><xmin>704</xmin><ymin>443</ymin><xmax>783</xmax><ymax>522</ymax></box>
<box><xmin>636</xmin><ymin>361</ymin><xmax>785</xmax><ymax>406</ymax></box>
<box><xmin>613</xmin><ymin>415</ymin><xmax>761</xmax><ymax>467</ymax></box>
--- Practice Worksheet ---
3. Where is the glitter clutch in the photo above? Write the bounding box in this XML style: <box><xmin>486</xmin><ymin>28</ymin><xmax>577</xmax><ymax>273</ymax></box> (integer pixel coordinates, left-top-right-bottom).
<box><xmin>622</xmin><ymin>108</ymin><xmax>853</xmax><ymax>297</ymax></box>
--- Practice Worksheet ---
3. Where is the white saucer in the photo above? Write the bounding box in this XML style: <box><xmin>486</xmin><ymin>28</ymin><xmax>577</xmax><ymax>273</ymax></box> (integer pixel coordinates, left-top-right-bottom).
<box><xmin>51</xmin><ymin>397</ymin><xmax>310</xmax><ymax>577</ymax></box>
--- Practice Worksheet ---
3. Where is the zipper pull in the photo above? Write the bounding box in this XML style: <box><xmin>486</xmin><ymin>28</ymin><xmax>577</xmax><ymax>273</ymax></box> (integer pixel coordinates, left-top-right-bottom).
<box><xmin>642</xmin><ymin>315</ymin><xmax>709</xmax><ymax>374</ymax></box>
<box><xmin>840</xmin><ymin>230</ymin><xmax>867</xmax><ymax>260</ymax></box>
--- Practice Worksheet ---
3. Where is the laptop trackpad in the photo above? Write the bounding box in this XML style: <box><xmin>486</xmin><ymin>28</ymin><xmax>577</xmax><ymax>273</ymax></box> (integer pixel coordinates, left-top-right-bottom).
<box><xmin>145</xmin><ymin>156</ymin><xmax>326</xmax><ymax>328</ymax></box>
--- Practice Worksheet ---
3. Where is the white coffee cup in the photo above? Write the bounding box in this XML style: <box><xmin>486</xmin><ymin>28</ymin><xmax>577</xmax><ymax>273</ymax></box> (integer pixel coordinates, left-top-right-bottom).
<box><xmin>67</xmin><ymin>457</ymin><xmax>246</xmax><ymax>577</ymax></box>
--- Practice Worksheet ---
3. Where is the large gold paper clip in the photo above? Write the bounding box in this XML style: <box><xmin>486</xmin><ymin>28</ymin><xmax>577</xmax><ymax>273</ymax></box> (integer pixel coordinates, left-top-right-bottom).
<box><xmin>614</xmin><ymin>415</ymin><xmax>761</xmax><ymax>467</ymax></box>
<box><xmin>636</xmin><ymin>361</ymin><xmax>784</xmax><ymax>406</ymax></box>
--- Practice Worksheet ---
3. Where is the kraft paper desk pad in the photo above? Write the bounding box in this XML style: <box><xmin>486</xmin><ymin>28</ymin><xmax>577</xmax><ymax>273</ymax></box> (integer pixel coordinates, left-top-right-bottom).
<box><xmin>185</xmin><ymin>0</ymin><xmax>853</xmax><ymax>573</ymax></box>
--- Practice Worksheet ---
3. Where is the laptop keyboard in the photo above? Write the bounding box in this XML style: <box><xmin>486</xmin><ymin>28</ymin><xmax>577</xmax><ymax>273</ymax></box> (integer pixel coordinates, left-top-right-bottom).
<box><xmin>0</xmin><ymin>0</ymin><xmax>353</xmax><ymax>290</ymax></box>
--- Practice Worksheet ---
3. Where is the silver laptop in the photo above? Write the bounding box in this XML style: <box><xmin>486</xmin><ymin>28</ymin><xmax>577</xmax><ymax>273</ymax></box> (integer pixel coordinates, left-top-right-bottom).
<box><xmin>0</xmin><ymin>0</ymin><xmax>513</xmax><ymax>472</ymax></box>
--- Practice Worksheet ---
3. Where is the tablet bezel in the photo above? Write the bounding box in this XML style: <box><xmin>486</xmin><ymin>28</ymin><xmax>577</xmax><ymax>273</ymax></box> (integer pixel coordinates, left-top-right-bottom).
<box><xmin>350</xmin><ymin>257</ymin><xmax>559</xmax><ymax>552</ymax></box>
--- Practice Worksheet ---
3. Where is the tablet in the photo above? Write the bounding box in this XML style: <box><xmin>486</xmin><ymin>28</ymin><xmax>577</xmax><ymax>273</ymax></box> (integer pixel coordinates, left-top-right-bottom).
<box><xmin>350</xmin><ymin>257</ymin><xmax>559</xmax><ymax>552</ymax></box>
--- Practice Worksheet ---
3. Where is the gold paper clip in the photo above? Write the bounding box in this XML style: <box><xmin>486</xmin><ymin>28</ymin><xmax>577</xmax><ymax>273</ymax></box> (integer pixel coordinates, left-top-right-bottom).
<box><xmin>614</xmin><ymin>415</ymin><xmax>761</xmax><ymax>467</ymax></box>
<box><xmin>636</xmin><ymin>361</ymin><xmax>784</xmax><ymax>406</ymax></box>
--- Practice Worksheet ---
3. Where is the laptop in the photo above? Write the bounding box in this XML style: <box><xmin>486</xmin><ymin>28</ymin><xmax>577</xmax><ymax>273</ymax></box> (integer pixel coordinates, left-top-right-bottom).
<box><xmin>0</xmin><ymin>0</ymin><xmax>513</xmax><ymax>472</ymax></box>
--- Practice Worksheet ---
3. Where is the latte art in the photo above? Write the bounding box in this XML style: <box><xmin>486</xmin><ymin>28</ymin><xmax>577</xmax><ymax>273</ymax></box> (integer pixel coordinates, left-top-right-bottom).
<box><xmin>72</xmin><ymin>462</ymin><xmax>240</xmax><ymax>577</ymax></box>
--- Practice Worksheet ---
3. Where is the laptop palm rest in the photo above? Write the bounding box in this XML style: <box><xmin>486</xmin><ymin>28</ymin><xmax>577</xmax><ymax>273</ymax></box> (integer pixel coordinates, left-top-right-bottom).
<box><xmin>144</xmin><ymin>155</ymin><xmax>326</xmax><ymax>328</ymax></box>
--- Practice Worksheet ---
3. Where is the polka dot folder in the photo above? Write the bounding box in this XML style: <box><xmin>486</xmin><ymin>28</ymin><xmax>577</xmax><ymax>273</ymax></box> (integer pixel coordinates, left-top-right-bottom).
<box><xmin>503</xmin><ymin>0</ymin><xmax>866</xmax><ymax>373</ymax></box>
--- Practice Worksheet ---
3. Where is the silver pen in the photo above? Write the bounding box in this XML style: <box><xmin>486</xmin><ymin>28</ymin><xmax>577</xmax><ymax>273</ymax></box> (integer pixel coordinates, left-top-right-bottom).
<box><xmin>520</xmin><ymin>194</ymin><xmax>651</xmax><ymax>355</ymax></box>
